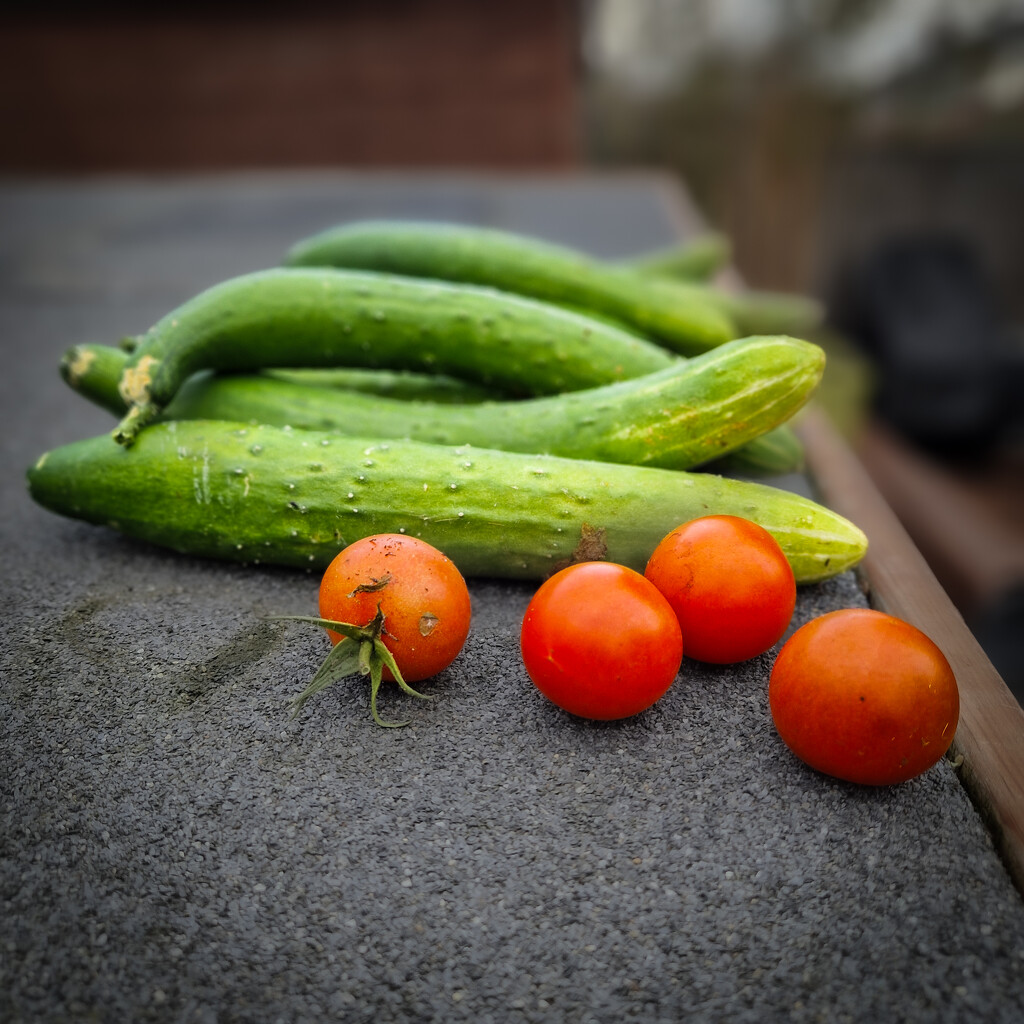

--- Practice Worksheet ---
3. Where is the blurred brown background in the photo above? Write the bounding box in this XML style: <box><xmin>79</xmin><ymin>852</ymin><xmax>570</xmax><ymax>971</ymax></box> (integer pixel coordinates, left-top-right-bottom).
<box><xmin>2</xmin><ymin>0</ymin><xmax>1022</xmax><ymax>693</ymax></box>
<box><xmin>4</xmin><ymin>2</ymin><xmax>1023</xmax><ymax>302</ymax></box>
<box><xmin>0</xmin><ymin>2</ymin><xmax>581</xmax><ymax>171</ymax></box>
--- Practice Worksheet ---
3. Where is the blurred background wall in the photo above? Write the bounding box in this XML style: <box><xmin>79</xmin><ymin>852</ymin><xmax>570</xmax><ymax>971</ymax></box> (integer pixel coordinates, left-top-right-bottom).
<box><xmin>0</xmin><ymin>1</ymin><xmax>581</xmax><ymax>171</ymax></box>
<box><xmin>581</xmin><ymin>0</ymin><xmax>1024</xmax><ymax>700</ymax></box>
<box><xmin>584</xmin><ymin>0</ymin><xmax>1024</xmax><ymax>306</ymax></box>
<box><xmin>2</xmin><ymin>0</ymin><xmax>1022</xmax><ymax>695</ymax></box>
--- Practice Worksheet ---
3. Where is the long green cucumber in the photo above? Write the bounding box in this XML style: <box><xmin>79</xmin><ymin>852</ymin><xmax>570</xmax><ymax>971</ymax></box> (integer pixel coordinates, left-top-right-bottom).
<box><xmin>70</xmin><ymin>344</ymin><xmax>806</xmax><ymax>477</ymax></box>
<box><xmin>622</xmin><ymin>248</ymin><xmax>824</xmax><ymax>336</ymax></box>
<box><xmin>619</xmin><ymin>232</ymin><xmax>732</xmax><ymax>280</ymax></box>
<box><xmin>68</xmin><ymin>345</ymin><xmax>499</xmax><ymax>413</ymax></box>
<box><xmin>713</xmin><ymin>417</ymin><xmax>806</xmax><ymax>476</ymax></box>
<box><xmin>266</xmin><ymin>367</ymin><xmax>494</xmax><ymax>403</ymax></box>
<box><xmin>121</xmin><ymin>348</ymin><xmax>497</xmax><ymax>402</ymax></box>
<box><xmin>283</xmin><ymin>221</ymin><xmax>736</xmax><ymax>355</ymax></box>
<box><xmin>27</xmin><ymin>421</ymin><xmax>866</xmax><ymax>583</ymax></box>
<box><xmin>112</xmin><ymin>268</ymin><xmax>677</xmax><ymax>446</ymax></box>
<box><xmin>697</xmin><ymin>288</ymin><xmax>824</xmax><ymax>338</ymax></box>
<box><xmin>66</xmin><ymin>337</ymin><xmax>820</xmax><ymax>472</ymax></box>
<box><xmin>285</xmin><ymin>220</ymin><xmax>823</xmax><ymax>344</ymax></box>
<box><xmin>68</xmin><ymin>344</ymin><xmax>807</xmax><ymax>476</ymax></box>
<box><xmin>607</xmin><ymin>273</ymin><xmax>824</xmax><ymax>339</ymax></box>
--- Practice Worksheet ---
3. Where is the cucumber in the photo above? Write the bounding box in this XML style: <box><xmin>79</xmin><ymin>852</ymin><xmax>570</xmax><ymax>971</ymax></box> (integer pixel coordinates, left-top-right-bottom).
<box><xmin>619</xmin><ymin>235</ymin><xmax>824</xmax><ymax>335</ymax></box>
<box><xmin>619</xmin><ymin>236</ymin><xmax>824</xmax><ymax>335</ymax></box>
<box><xmin>702</xmin><ymin>289</ymin><xmax>825</xmax><ymax>338</ymax></box>
<box><xmin>66</xmin><ymin>337</ymin><xmax>821</xmax><ymax>472</ymax></box>
<box><xmin>111</xmin><ymin>267</ymin><xmax>677</xmax><ymax>446</ymax></box>
<box><xmin>285</xmin><ymin>219</ymin><xmax>824</xmax><ymax>344</ymax></box>
<box><xmin>712</xmin><ymin>416</ymin><xmax>807</xmax><ymax>476</ymax></box>
<box><xmin>620</xmin><ymin>232</ymin><xmax>731</xmax><ymax>280</ymax></box>
<box><xmin>27</xmin><ymin>421</ymin><xmax>867</xmax><ymax>583</ymax></box>
<box><xmin>65</xmin><ymin>345</ymin><xmax>498</xmax><ymax>415</ymax></box>
<box><xmin>266</xmin><ymin>367</ymin><xmax>494</xmax><ymax>403</ymax></box>
<box><xmin>614</xmin><ymin>239</ymin><xmax>823</xmax><ymax>335</ymax></box>
<box><xmin>283</xmin><ymin>221</ymin><xmax>736</xmax><ymax>355</ymax></box>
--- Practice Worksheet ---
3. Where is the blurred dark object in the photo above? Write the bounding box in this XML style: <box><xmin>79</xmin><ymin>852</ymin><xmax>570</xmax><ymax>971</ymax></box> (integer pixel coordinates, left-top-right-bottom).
<box><xmin>973</xmin><ymin>584</ymin><xmax>1024</xmax><ymax>708</ymax></box>
<box><xmin>0</xmin><ymin>1</ymin><xmax>580</xmax><ymax>172</ymax></box>
<box><xmin>855</xmin><ymin>418</ymin><xmax>1024</xmax><ymax>708</ymax></box>
<box><xmin>832</xmin><ymin>231</ymin><xmax>1024</xmax><ymax>697</ymax></box>
<box><xmin>830</xmin><ymin>233</ymin><xmax>1019</xmax><ymax>458</ymax></box>
<box><xmin>583</xmin><ymin>4</ymin><xmax>1024</xmax><ymax>335</ymax></box>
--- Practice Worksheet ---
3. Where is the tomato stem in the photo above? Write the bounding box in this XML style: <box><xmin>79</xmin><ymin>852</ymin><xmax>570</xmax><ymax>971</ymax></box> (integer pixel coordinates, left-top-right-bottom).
<box><xmin>271</xmin><ymin>608</ymin><xmax>431</xmax><ymax>727</ymax></box>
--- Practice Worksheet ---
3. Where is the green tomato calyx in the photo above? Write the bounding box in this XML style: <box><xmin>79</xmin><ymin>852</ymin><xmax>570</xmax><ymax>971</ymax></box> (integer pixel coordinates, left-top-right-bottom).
<box><xmin>273</xmin><ymin>606</ymin><xmax>431</xmax><ymax>727</ymax></box>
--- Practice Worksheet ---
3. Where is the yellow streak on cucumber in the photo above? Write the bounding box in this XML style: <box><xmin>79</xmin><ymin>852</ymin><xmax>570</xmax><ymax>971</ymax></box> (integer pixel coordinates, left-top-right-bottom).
<box><xmin>64</xmin><ymin>346</ymin><xmax>96</xmax><ymax>389</ymax></box>
<box><xmin>118</xmin><ymin>354</ymin><xmax>159</xmax><ymax>405</ymax></box>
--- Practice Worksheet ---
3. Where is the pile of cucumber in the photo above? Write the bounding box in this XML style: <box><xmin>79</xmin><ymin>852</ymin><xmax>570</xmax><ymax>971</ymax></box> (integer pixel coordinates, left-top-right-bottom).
<box><xmin>27</xmin><ymin>220</ymin><xmax>867</xmax><ymax>583</ymax></box>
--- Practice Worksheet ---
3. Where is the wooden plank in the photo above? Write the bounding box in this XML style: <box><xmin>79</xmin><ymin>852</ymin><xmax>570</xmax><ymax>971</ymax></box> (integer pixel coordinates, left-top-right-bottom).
<box><xmin>798</xmin><ymin>404</ymin><xmax>1024</xmax><ymax>895</ymax></box>
<box><xmin>654</xmin><ymin>170</ymin><xmax>1024</xmax><ymax>894</ymax></box>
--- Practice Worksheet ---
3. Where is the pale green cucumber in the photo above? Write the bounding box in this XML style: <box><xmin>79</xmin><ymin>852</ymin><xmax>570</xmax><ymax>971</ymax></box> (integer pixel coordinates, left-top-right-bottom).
<box><xmin>65</xmin><ymin>337</ymin><xmax>820</xmax><ymax>472</ymax></box>
<box><xmin>266</xmin><ymin>367</ymin><xmax>494</xmax><ymax>403</ymax></box>
<box><xmin>65</xmin><ymin>345</ymin><xmax>497</xmax><ymax>414</ymax></box>
<box><xmin>702</xmin><ymin>289</ymin><xmax>825</xmax><ymax>338</ymax></box>
<box><xmin>283</xmin><ymin>221</ymin><xmax>736</xmax><ymax>355</ymax></box>
<box><xmin>615</xmin><ymin>234</ymin><xmax>825</xmax><ymax>334</ymax></box>
<box><xmin>27</xmin><ymin>421</ymin><xmax>867</xmax><ymax>583</ymax></box>
<box><xmin>285</xmin><ymin>220</ymin><xmax>822</xmax><ymax>343</ymax></box>
<box><xmin>631</xmin><ymin>275</ymin><xmax>825</xmax><ymax>341</ymax></box>
<box><xmin>619</xmin><ymin>232</ymin><xmax>731</xmax><ymax>280</ymax></box>
<box><xmin>713</xmin><ymin>416</ymin><xmax>806</xmax><ymax>476</ymax></box>
<box><xmin>112</xmin><ymin>267</ymin><xmax>677</xmax><ymax>446</ymax></box>
<box><xmin>620</xmin><ymin>236</ymin><xmax>825</xmax><ymax>335</ymax></box>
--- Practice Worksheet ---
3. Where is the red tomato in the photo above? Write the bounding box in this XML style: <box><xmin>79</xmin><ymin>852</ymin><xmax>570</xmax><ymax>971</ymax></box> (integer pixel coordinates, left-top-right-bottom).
<box><xmin>319</xmin><ymin>534</ymin><xmax>471</xmax><ymax>682</ymax></box>
<box><xmin>644</xmin><ymin>515</ymin><xmax>796</xmax><ymax>664</ymax></box>
<box><xmin>768</xmin><ymin>608</ymin><xmax>960</xmax><ymax>785</ymax></box>
<box><xmin>520</xmin><ymin>561</ymin><xmax>683</xmax><ymax>720</ymax></box>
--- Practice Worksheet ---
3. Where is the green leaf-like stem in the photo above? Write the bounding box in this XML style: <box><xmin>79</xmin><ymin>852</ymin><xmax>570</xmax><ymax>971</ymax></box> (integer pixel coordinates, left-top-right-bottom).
<box><xmin>273</xmin><ymin>608</ymin><xmax>432</xmax><ymax>727</ymax></box>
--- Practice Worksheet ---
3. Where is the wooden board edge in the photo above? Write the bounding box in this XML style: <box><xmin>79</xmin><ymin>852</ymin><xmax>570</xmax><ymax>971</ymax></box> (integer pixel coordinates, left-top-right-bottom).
<box><xmin>796</xmin><ymin>404</ymin><xmax>1024</xmax><ymax>897</ymax></box>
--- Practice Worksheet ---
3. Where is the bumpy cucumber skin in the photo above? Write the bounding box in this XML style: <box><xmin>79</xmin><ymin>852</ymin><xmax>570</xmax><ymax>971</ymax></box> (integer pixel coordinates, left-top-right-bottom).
<box><xmin>112</xmin><ymin>267</ymin><xmax>677</xmax><ymax>444</ymax></box>
<box><xmin>283</xmin><ymin>221</ymin><xmax>736</xmax><ymax>355</ymax></box>
<box><xmin>28</xmin><ymin>420</ymin><xmax>866</xmax><ymax>583</ymax></box>
<box><xmin>68</xmin><ymin>337</ymin><xmax>821</xmax><ymax>472</ymax></box>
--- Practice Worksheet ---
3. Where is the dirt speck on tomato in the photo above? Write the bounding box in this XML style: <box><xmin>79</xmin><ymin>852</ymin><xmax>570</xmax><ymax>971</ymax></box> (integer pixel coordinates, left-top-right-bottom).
<box><xmin>320</xmin><ymin>534</ymin><xmax>471</xmax><ymax>683</ymax></box>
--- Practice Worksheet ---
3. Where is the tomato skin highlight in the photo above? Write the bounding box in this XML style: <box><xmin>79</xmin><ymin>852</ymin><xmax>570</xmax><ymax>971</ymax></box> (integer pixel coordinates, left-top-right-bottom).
<box><xmin>768</xmin><ymin>608</ymin><xmax>960</xmax><ymax>786</ymax></box>
<box><xmin>318</xmin><ymin>534</ymin><xmax>471</xmax><ymax>683</ymax></box>
<box><xmin>644</xmin><ymin>515</ymin><xmax>796</xmax><ymax>664</ymax></box>
<box><xmin>519</xmin><ymin>561</ymin><xmax>683</xmax><ymax>720</ymax></box>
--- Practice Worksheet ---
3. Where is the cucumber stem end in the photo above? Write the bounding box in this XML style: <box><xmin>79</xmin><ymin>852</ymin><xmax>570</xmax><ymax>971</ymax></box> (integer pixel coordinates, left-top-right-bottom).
<box><xmin>112</xmin><ymin>402</ymin><xmax>158</xmax><ymax>446</ymax></box>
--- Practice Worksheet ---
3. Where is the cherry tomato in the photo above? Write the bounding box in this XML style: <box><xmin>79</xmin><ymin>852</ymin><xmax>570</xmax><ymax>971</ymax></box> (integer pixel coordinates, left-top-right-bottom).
<box><xmin>768</xmin><ymin>608</ymin><xmax>960</xmax><ymax>785</ymax></box>
<box><xmin>520</xmin><ymin>561</ymin><xmax>683</xmax><ymax>720</ymax></box>
<box><xmin>644</xmin><ymin>515</ymin><xmax>796</xmax><ymax>664</ymax></box>
<box><xmin>319</xmin><ymin>534</ymin><xmax>471</xmax><ymax>683</ymax></box>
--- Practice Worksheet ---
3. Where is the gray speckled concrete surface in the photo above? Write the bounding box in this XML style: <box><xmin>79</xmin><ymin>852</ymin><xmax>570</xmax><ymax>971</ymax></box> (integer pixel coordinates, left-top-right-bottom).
<box><xmin>2</xmin><ymin>176</ymin><xmax>1024</xmax><ymax>1023</ymax></box>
